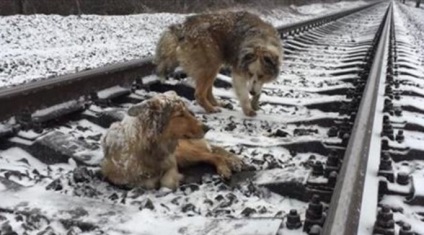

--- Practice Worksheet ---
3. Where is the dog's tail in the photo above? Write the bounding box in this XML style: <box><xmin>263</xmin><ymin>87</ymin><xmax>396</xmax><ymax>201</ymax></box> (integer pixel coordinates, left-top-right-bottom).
<box><xmin>154</xmin><ymin>24</ymin><xmax>182</xmax><ymax>80</ymax></box>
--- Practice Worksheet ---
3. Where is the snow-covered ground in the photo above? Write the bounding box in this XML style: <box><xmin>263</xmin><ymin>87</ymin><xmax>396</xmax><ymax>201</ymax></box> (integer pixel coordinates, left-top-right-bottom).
<box><xmin>397</xmin><ymin>1</ymin><xmax>424</xmax><ymax>65</ymax></box>
<box><xmin>4</xmin><ymin>1</ymin><xmax>424</xmax><ymax>234</ymax></box>
<box><xmin>0</xmin><ymin>1</ymin><xmax>369</xmax><ymax>88</ymax></box>
<box><xmin>0</xmin><ymin>3</ymin><xmax>395</xmax><ymax>234</ymax></box>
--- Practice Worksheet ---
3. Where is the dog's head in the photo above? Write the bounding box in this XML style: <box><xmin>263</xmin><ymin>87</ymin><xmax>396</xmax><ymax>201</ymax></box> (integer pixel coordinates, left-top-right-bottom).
<box><xmin>127</xmin><ymin>91</ymin><xmax>209</xmax><ymax>140</ymax></box>
<box><xmin>238</xmin><ymin>41</ymin><xmax>282</xmax><ymax>96</ymax></box>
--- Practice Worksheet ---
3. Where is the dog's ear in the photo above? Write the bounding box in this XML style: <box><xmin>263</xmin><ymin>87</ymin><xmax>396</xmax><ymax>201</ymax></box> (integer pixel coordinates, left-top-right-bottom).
<box><xmin>127</xmin><ymin>101</ymin><xmax>148</xmax><ymax>117</ymax></box>
<box><xmin>127</xmin><ymin>99</ymin><xmax>162</xmax><ymax>117</ymax></box>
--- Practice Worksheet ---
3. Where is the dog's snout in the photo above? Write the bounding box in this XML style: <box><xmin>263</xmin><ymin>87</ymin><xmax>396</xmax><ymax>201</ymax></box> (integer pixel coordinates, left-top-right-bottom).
<box><xmin>202</xmin><ymin>124</ymin><xmax>211</xmax><ymax>133</ymax></box>
<box><xmin>249</xmin><ymin>90</ymin><xmax>256</xmax><ymax>96</ymax></box>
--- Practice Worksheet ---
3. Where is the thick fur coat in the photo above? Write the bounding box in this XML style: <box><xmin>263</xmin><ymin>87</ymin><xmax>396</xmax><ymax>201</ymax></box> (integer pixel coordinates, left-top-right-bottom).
<box><xmin>101</xmin><ymin>91</ymin><xmax>243</xmax><ymax>189</ymax></box>
<box><xmin>155</xmin><ymin>11</ymin><xmax>283</xmax><ymax>116</ymax></box>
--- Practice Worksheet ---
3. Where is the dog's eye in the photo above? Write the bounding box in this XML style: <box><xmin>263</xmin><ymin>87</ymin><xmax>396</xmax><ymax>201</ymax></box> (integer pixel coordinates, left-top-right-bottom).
<box><xmin>248</xmin><ymin>72</ymin><xmax>254</xmax><ymax>77</ymax></box>
<box><xmin>263</xmin><ymin>56</ymin><xmax>275</xmax><ymax>66</ymax></box>
<box><xmin>243</xmin><ymin>53</ymin><xmax>255</xmax><ymax>63</ymax></box>
<box><xmin>258</xmin><ymin>74</ymin><xmax>264</xmax><ymax>79</ymax></box>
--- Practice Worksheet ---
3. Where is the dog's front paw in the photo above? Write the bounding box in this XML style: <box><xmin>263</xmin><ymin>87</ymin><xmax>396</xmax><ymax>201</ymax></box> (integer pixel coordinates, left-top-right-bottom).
<box><xmin>228</xmin><ymin>156</ymin><xmax>245</xmax><ymax>172</ymax></box>
<box><xmin>251</xmin><ymin>100</ymin><xmax>260</xmax><ymax>111</ymax></box>
<box><xmin>243</xmin><ymin>107</ymin><xmax>257</xmax><ymax>117</ymax></box>
<box><xmin>207</xmin><ymin>106</ymin><xmax>221</xmax><ymax>113</ymax></box>
<box><xmin>161</xmin><ymin>171</ymin><xmax>183</xmax><ymax>190</ymax></box>
<box><xmin>216</xmin><ymin>164</ymin><xmax>232</xmax><ymax>179</ymax></box>
<box><xmin>251</xmin><ymin>95</ymin><xmax>261</xmax><ymax>111</ymax></box>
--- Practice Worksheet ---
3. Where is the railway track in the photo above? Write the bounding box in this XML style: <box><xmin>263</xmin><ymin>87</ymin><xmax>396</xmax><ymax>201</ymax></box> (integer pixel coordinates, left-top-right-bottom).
<box><xmin>0</xmin><ymin>1</ymin><xmax>423</xmax><ymax>234</ymax></box>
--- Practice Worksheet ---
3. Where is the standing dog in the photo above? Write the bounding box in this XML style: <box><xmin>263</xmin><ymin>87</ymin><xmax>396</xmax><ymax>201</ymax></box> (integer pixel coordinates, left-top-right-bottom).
<box><xmin>155</xmin><ymin>11</ymin><xmax>283</xmax><ymax>116</ymax></box>
<box><xmin>101</xmin><ymin>91</ymin><xmax>243</xmax><ymax>190</ymax></box>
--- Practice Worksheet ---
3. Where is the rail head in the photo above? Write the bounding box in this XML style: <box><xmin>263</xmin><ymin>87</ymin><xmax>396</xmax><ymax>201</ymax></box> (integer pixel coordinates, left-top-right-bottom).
<box><xmin>277</xmin><ymin>1</ymin><xmax>382</xmax><ymax>38</ymax></box>
<box><xmin>322</xmin><ymin>3</ymin><xmax>392</xmax><ymax>235</ymax></box>
<box><xmin>0</xmin><ymin>58</ymin><xmax>155</xmax><ymax>121</ymax></box>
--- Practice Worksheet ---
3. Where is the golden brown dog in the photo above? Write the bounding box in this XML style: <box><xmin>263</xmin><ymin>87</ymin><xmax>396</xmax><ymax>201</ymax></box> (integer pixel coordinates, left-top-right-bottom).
<box><xmin>155</xmin><ymin>11</ymin><xmax>283</xmax><ymax>116</ymax></box>
<box><xmin>101</xmin><ymin>91</ymin><xmax>243</xmax><ymax>190</ymax></box>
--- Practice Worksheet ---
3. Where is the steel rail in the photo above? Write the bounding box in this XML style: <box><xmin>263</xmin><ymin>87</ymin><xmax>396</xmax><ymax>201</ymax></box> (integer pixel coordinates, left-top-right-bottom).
<box><xmin>0</xmin><ymin>58</ymin><xmax>155</xmax><ymax>121</ymax></box>
<box><xmin>0</xmin><ymin>2</ymin><xmax>381</xmax><ymax>123</ymax></box>
<box><xmin>277</xmin><ymin>1</ymin><xmax>381</xmax><ymax>38</ymax></box>
<box><xmin>322</xmin><ymin>2</ymin><xmax>392</xmax><ymax>235</ymax></box>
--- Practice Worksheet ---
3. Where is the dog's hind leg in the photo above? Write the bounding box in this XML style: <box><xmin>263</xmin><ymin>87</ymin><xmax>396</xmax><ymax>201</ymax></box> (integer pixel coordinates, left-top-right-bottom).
<box><xmin>177</xmin><ymin>36</ymin><xmax>221</xmax><ymax>113</ymax></box>
<box><xmin>193</xmin><ymin>70</ymin><xmax>221</xmax><ymax>113</ymax></box>
<box><xmin>207</xmin><ymin>85</ymin><xmax>219</xmax><ymax>107</ymax></box>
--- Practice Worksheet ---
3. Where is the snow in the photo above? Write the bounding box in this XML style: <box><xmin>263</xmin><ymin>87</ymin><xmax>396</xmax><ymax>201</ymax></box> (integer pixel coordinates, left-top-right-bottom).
<box><xmin>117</xmin><ymin>211</ymin><xmax>282</xmax><ymax>235</ymax></box>
<box><xmin>0</xmin><ymin>185</ymin><xmax>284</xmax><ymax>234</ymax></box>
<box><xmin>0</xmin><ymin>1</ymin><xmax>369</xmax><ymax>88</ymax></box>
<box><xmin>380</xmin><ymin>195</ymin><xmax>424</xmax><ymax>234</ymax></box>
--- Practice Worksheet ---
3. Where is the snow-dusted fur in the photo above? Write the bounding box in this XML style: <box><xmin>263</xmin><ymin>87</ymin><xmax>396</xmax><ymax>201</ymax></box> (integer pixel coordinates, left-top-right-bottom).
<box><xmin>101</xmin><ymin>91</ymin><xmax>245</xmax><ymax>190</ymax></box>
<box><xmin>101</xmin><ymin>91</ymin><xmax>206</xmax><ymax>189</ymax></box>
<box><xmin>154</xmin><ymin>11</ymin><xmax>283</xmax><ymax>117</ymax></box>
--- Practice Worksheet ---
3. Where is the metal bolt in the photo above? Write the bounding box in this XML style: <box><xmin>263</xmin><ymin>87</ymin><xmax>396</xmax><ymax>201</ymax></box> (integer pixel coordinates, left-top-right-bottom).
<box><xmin>326</xmin><ymin>153</ymin><xmax>339</xmax><ymax>168</ymax></box>
<box><xmin>312</xmin><ymin>161</ymin><xmax>324</xmax><ymax>176</ymax></box>
<box><xmin>396</xmin><ymin>172</ymin><xmax>409</xmax><ymax>185</ymax></box>
<box><xmin>286</xmin><ymin>209</ymin><xmax>302</xmax><ymax>229</ymax></box>
<box><xmin>308</xmin><ymin>225</ymin><xmax>322</xmax><ymax>235</ymax></box>
<box><xmin>394</xmin><ymin>82</ymin><xmax>400</xmax><ymax>89</ymax></box>
<box><xmin>350</xmin><ymin>112</ymin><xmax>357</xmax><ymax>122</ymax></box>
<box><xmin>382</xmin><ymin>123</ymin><xmax>394</xmax><ymax>140</ymax></box>
<box><xmin>308</xmin><ymin>195</ymin><xmax>323</xmax><ymax>219</ymax></box>
<box><xmin>304</xmin><ymin>195</ymin><xmax>324</xmax><ymax>233</ymax></box>
<box><xmin>379</xmin><ymin>206</ymin><xmax>393</xmax><ymax>222</ymax></box>
<box><xmin>399</xmin><ymin>223</ymin><xmax>414</xmax><ymax>235</ymax></box>
<box><xmin>373</xmin><ymin>205</ymin><xmax>395</xmax><ymax>235</ymax></box>
<box><xmin>395</xmin><ymin>130</ymin><xmax>404</xmax><ymax>143</ymax></box>
<box><xmin>328</xmin><ymin>126</ymin><xmax>338</xmax><ymax>137</ymax></box>
<box><xmin>384</xmin><ymin>99</ymin><xmax>393</xmax><ymax>112</ymax></box>
<box><xmin>346</xmin><ymin>89</ymin><xmax>354</xmax><ymax>99</ymax></box>
<box><xmin>385</xmin><ymin>85</ymin><xmax>392</xmax><ymax>94</ymax></box>
<box><xmin>383</xmin><ymin>115</ymin><xmax>390</xmax><ymax>124</ymax></box>
<box><xmin>381</xmin><ymin>139</ymin><xmax>389</xmax><ymax>151</ymax></box>
<box><xmin>379</xmin><ymin>152</ymin><xmax>392</xmax><ymax>171</ymax></box>
<box><xmin>328</xmin><ymin>171</ymin><xmax>338</xmax><ymax>187</ymax></box>
<box><xmin>342</xmin><ymin>133</ymin><xmax>350</xmax><ymax>146</ymax></box>
<box><xmin>339</xmin><ymin>103</ymin><xmax>349</xmax><ymax>115</ymax></box>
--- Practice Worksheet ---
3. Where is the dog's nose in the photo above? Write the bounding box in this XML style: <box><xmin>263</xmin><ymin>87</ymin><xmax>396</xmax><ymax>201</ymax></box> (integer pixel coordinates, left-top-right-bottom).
<box><xmin>249</xmin><ymin>90</ymin><xmax>256</xmax><ymax>96</ymax></box>
<box><xmin>202</xmin><ymin>124</ymin><xmax>211</xmax><ymax>133</ymax></box>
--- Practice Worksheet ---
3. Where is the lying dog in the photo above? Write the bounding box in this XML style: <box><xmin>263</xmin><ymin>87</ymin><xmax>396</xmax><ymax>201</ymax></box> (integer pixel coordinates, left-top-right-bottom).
<box><xmin>101</xmin><ymin>91</ymin><xmax>243</xmax><ymax>190</ymax></box>
<box><xmin>155</xmin><ymin>11</ymin><xmax>283</xmax><ymax>116</ymax></box>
